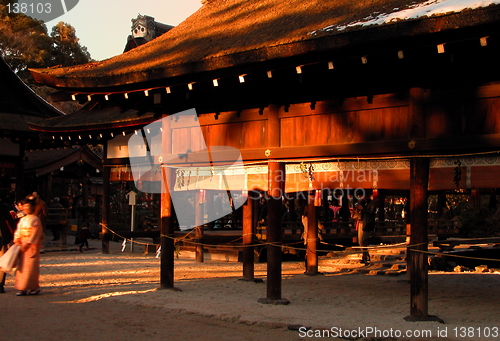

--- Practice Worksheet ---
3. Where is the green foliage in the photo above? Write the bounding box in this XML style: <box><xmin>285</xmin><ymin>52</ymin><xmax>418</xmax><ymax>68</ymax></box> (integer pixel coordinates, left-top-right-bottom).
<box><xmin>0</xmin><ymin>2</ymin><xmax>91</xmax><ymax>82</ymax></box>
<box><xmin>0</xmin><ymin>1</ymin><xmax>52</xmax><ymax>78</ymax></box>
<box><xmin>50</xmin><ymin>21</ymin><xmax>91</xmax><ymax>67</ymax></box>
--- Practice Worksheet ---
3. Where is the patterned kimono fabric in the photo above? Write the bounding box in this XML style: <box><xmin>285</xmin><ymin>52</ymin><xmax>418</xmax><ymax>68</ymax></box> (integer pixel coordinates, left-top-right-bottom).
<box><xmin>14</xmin><ymin>215</ymin><xmax>43</xmax><ymax>291</ymax></box>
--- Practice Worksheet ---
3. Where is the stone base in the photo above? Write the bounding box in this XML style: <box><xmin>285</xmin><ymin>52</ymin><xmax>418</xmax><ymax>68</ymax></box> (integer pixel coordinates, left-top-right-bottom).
<box><xmin>404</xmin><ymin>314</ymin><xmax>445</xmax><ymax>324</ymax></box>
<box><xmin>257</xmin><ymin>298</ymin><xmax>290</xmax><ymax>305</ymax></box>
<box><xmin>304</xmin><ymin>271</ymin><xmax>324</xmax><ymax>276</ymax></box>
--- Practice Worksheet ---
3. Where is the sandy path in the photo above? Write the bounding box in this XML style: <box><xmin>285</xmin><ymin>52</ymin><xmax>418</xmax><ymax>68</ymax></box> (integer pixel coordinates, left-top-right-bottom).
<box><xmin>2</xmin><ymin>241</ymin><xmax>500</xmax><ymax>340</ymax></box>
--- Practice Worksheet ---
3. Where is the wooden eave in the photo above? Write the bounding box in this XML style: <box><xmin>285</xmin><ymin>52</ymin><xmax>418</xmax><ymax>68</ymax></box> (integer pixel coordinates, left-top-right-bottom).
<box><xmin>0</xmin><ymin>58</ymin><xmax>64</xmax><ymax>118</ymax></box>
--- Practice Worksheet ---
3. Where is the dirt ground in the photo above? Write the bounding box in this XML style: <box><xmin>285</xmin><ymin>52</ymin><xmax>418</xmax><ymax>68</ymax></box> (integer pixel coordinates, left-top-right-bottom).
<box><xmin>2</xmin><ymin>237</ymin><xmax>500</xmax><ymax>341</ymax></box>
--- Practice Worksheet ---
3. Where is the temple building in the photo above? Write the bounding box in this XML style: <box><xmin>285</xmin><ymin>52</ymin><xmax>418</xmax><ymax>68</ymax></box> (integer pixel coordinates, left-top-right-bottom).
<box><xmin>124</xmin><ymin>14</ymin><xmax>174</xmax><ymax>53</ymax></box>
<box><xmin>28</xmin><ymin>0</ymin><xmax>500</xmax><ymax>320</ymax></box>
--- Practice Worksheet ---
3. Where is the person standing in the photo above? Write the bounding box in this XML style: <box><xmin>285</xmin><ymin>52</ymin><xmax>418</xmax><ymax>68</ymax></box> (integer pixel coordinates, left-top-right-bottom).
<box><xmin>13</xmin><ymin>196</ymin><xmax>43</xmax><ymax>296</ymax></box>
<box><xmin>357</xmin><ymin>192</ymin><xmax>376</xmax><ymax>264</ymax></box>
<box><xmin>32</xmin><ymin>192</ymin><xmax>47</xmax><ymax>253</ymax></box>
<box><xmin>78</xmin><ymin>223</ymin><xmax>91</xmax><ymax>252</ymax></box>
<box><xmin>0</xmin><ymin>194</ymin><xmax>16</xmax><ymax>293</ymax></box>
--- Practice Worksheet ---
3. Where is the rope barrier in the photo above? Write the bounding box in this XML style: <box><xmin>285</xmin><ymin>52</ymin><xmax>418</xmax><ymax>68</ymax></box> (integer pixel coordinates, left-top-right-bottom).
<box><xmin>409</xmin><ymin>248</ymin><xmax>500</xmax><ymax>263</ymax></box>
<box><xmin>100</xmin><ymin>223</ymin><xmax>500</xmax><ymax>262</ymax></box>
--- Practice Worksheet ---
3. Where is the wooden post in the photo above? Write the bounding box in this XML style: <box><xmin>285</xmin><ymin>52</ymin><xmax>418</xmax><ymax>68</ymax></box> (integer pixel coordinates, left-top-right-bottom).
<box><xmin>242</xmin><ymin>192</ymin><xmax>255</xmax><ymax>281</ymax></box>
<box><xmin>159</xmin><ymin>116</ymin><xmax>179</xmax><ymax>290</ymax></box>
<box><xmin>160</xmin><ymin>167</ymin><xmax>176</xmax><ymax>289</ymax></box>
<box><xmin>195</xmin><ymin>191</ymin><xmax>204</xmax><ymax>263</ymax></box>
<box><xmin>258</xmin><ymin>161</ymin><xmax>289</xmax><ymax>304</ymax></box>
<box><xmin>305</xmin><ymin>192</ymin><xmax>318</xmax><ymax>275</ymax></box>
<box><xmin>408</xmin><ymin>157</ymin><xmax>429</xmax><ymax>318</ymax></box>
<box><xmin>405</xmin><ymin>158</ymin><xmax>442</xmax><ymax>322</ymax></box>
<box><xmin>101</xmin><ymin>143</ymin><xmax>110</xmax><ymax>254</ymax></box>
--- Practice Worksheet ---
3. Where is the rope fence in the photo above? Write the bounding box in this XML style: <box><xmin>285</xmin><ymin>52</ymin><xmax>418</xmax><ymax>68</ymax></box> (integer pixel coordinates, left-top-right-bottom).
<box><xmin>100</xmin><ymin>223</ymin><xmax>500</xmax><ymax>263</ymax></box>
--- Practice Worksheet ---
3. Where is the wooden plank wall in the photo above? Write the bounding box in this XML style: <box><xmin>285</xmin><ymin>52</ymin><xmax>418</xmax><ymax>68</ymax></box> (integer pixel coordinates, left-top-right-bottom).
<box><xmin>171</xmin><ymin>84</ymin><xmax>500</xmax><ymax>154</ymax></box>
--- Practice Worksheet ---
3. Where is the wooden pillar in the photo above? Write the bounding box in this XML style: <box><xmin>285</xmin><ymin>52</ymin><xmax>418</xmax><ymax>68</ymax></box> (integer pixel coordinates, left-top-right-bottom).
<box><xmin>242</xmin><ymin>192</ymin><xmax>255</xmax><ymax>281</ymax></box>
<box><xmin>259</xmin><ymin>161</ymin><xmax>288</xmax><ymax>304</ymax></box>
<box><xmin>408</xmin><ymin>157</ymin><xmax>429</xmax><ymax>318</ymax></box>
<box><xmin>99</xmin><ymin>143</ymin><xmax>110</xmax><ymax>253</ymax></box>
<box><xmin>305</xmin><ymin>193</ymin><xmax>318</xmax><ymax>275</ymax></box>
<box><xmin>101</xmin><ymin>162</ymin><xmax>110</xmax><ymax>254</ymax></box>
<box><xmin>258</xmin><ymin>104</ymin><xmax>288</xmax><ymax>304</ymax></box>
<box><xmin>405</xmin><ymin>158</ymin><xmax>441</xmax><ymax>322</ymax></box>
<box><xmin>195</xmin><ymin>191</ymin><xmax>204</xmax><ymax>263</ymax></box>
<box><xmin>160</xmin><ymin>116</ymin><xmax>178</xmax><ymax>290</ymax></box>
<box><xmin>160</xmin><ymin>167</ymin><xmax>176</xmax><ymax>289</ymax></box>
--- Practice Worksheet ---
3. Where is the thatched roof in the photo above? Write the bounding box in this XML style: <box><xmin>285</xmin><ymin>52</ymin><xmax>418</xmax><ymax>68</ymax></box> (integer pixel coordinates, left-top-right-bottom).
<box><xmin>30</xmin><ymin>0</ymin><xmax>500</xmax><ymax>90</ymax></box>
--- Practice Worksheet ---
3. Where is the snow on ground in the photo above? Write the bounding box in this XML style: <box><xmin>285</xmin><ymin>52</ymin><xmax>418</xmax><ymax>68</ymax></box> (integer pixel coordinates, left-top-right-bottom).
<box><xmin>311</xmin><ymin>0</ymin><xmax>500</xmax><ymax>35</ymax></box>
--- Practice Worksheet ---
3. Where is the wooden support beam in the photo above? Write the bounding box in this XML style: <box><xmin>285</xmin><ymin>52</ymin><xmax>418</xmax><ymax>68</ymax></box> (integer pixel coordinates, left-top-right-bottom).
<box><xmin>258</xmin><ymin>161</ymin><xmax>289</xmax><ymax>304</ymax></box>
<box><xmin>242</xmin><ymin>192</ymin><xmax>255</xmax><ymax>281</ymax></box>
<box><xmin>305</xmin><ymin>192</ymin><xmax>319</xmax><ymax>275</ymax></box>
<box><xmin>405</xmin><ymin>158</ymin><xmax>442</xmax><ymax>323</ymax></box>
<box><xmin>195</xmin><ymin>191</ymin><xmax>204</xmax><ymax>263</ymax></box>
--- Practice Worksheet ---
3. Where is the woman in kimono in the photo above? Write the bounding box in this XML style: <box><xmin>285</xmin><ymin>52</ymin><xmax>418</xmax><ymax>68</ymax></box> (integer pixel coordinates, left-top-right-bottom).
<box><xmin>13</xmin><ymin>196</ymin><xmax>43</xmax><ymax>296</ymax></box>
